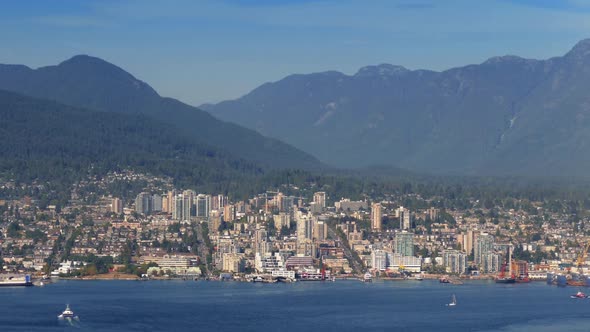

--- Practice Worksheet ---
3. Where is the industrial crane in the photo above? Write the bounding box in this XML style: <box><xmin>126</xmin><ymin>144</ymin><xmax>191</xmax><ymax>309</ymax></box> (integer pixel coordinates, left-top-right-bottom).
<box><xmin>575</xmin><ymin>241</ymin><xmax>590</xmax><ymax>274</ymax></box>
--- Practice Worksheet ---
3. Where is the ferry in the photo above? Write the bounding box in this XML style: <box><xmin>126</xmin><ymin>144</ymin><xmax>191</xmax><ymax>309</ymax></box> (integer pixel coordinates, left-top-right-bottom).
<box><xmin>363</xmin><ymin>272</ymin><xmax>372</xmax><ymax>283</ymax></box>
<box><xmin>0</xmin><ymin>275</ymin><xmax>33</xmax><ymax>287</ymax></box>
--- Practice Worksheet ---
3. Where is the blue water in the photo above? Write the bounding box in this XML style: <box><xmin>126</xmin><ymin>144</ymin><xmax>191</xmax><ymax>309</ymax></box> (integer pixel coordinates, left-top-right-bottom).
<box><xmin>1</xmin><ymin>280</ymin><xmax>590</xmax><ymax>331</ymax></box>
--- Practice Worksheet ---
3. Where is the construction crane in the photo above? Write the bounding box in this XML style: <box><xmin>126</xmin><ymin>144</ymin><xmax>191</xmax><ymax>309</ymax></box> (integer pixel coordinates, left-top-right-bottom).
<box><xmin>575</xmin><ymin>241</ymin><xmax>590</xmax><ymax>274</ymax></box>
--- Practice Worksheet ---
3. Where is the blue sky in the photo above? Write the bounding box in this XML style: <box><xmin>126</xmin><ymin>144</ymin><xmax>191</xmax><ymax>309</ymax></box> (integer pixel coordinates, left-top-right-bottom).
<box><xmin>1</xmin><ymin>0</ymin><xmax>590</xmax><ymax>105</ymax></box>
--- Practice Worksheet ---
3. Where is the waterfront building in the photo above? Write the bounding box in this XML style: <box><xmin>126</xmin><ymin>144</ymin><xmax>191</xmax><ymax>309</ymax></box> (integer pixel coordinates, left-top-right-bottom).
<box><xmin>371</xmin><ymin>249</ymin><xmax>388</xmax><ymax>271</ymax></box>
<box><xmin>387</xmin><ymin>253</ymin><xmax>421</xmax><ymax>273</ymax></box>
<box><xmin>139</xmin><ymin>254</ymin><xmax>199</xmax><ymax>275</ymax></box>
<box><xmin>474</xmin><ymin>233</ymin><xmax>503</xmax><ymax>273</ymax></box>
<box><xmin>222</xmin><ymin>253</ymin><xmax>245</xmax><ymax>273</ymax></box>
<box><xmin>395</xmin><ymin>231</ymin><xmax>414</xmax><ymax>257</ymax></box>
<box><xmin>271</xmin><ymin>269</ymin><xmax>295</xmax><ymax>279</ymax></box>
<box><xmin>255</xmin><ymin>252</ymin><xmax>285</xmax><ymax>272</ymax></box>
<box><xmin>475</xmin><ymin>233</ymin><xmax>494</xmax><ymax>266</ymax></box>
<box><xmin>442</xmin><ymin>249</ymin><xmax>468</xmax><ymax>274</ymax></box>
<box><xmin>285</xmin><ymin>255</ymin><xmax>314</xmax><ymax>269</ymax></box>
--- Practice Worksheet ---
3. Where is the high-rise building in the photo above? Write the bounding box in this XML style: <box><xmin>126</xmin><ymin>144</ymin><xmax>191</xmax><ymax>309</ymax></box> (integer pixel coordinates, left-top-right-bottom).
<box><xmin>254</xmin><ymin>225</ymin><xmax>269</xmax><ymax>255</ymax></box>
<box><xmin>313</xmin><ymin>192</ymin><xmax>326</xmax><ymax>211</ymax></box>
<box><xmin>152</xmin><ymin>194</ymin><xmax>162</xmax><ymax>212</ymax></box>
<box><xmin>371</xmin><ymin>249</ymin><xmax>388</xmax><ymax>271</ymax></box>
<box><xmin>182</xmin><ymin>190</ymin><xmax>195</xmax><ymax>221</ymax></box>
<box><xmin>135</xmin><ymin>192</ymin><xmax>152</xmax><ymax>215</ymax></box>
<box><xmin>442</xmin><ymin>249</ymin><xmax>468</xmax><ymax>274</ymax></box>
<box><xmin>167</xmin><ymin>191</ymin><xmax>175</xmax><ymax>215</ymax></box>
<box><xmin>111</xmin><ymin>198</ymin><xmax>123</xmax><ymax>214</ymax></box>
<box><xmin>396</xmin><ymin>206</ymin><xmax>412</xmax><ymax>229</ymax></box>
<box><xmin>196</xmin><ymin>194</ymin><xmax>211</xmax><ymax>218</ymax></box>
<box><xmin>273</xmin><ymin>212</ymin><xmax>290</xmax><ymax>231</ymax></box>
<box><xmin>427</xmin><ymin>207</ymin><xmax>439</xmax><ymax>221</ymax></box>
<box><xmin>371</xmin><ymin>203</ymin><xmax>382</xmax><ymax>231</ymax></box>
<box><xmin>223</xmin><ymin>204</ymin><xmax>235</xmax><ymax>222</ymax></box>
<box><xmin>475</xmin><ymin>233</ymin><xmax>496</xmax><ymax>272</ymax></box>
<box><xmin>314</xmin><ymin>220</ymin><xmax>328</xmax><ymax>241</ymax></box>
<box><xmin>172</xmin><ymin>190</ymin><xmax>195</xmax><ymax>221</ymax></box>
<box><xmin>395</xmin><ymin>231</ymin><xmax>414</xmax><ymax>257</ymax></box>
<box><xmin>209</xmin><ymin>210</ymin><xmax>221</xmax><ymax>233</ymax></box>
<box><xmin>281</xmin><ymin>196</ymin><xmax>296</xmax><ymax>213</ymax></box>
<box><xmin>211</xmin><ymin>194</ymin><xmax>227</xmax><ymax>211</ymax></box>
<box><xmin>295</xmin><ymin>210</ymin><xmax>313</xmax><ymax>242</ymax></box>
<box><xmin>459</xmin><ymin>230</ymin><xmax>475</xmax><ymax>255</ymax></box>
<box><xmin>110</xmin><ymin>198</ymin><xmax>121</xmax><ymax>214</ymax></box>
<box><xmin>161</xmin><ymin>195</ymin><xmax>169</xmax><ymax>213</ymax></box>
<box><xmin>309</xmin><ymin>202</ymin><xmax>323</xmax><ymax>214</ymax></box>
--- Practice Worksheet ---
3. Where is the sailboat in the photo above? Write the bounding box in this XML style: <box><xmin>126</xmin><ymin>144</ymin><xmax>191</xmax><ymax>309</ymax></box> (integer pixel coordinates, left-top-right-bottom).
<box><xmin>446</xmin><ymin>294</ymin><xmax>457</xmax><ymax>306</ymax></box>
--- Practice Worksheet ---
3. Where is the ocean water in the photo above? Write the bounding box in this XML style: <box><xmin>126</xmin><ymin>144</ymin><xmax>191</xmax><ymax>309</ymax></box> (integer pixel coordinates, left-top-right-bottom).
<box><xmin>1</xmin><ymin>279</ymin><xmax>589</xmax><ymax>331</ymax></box>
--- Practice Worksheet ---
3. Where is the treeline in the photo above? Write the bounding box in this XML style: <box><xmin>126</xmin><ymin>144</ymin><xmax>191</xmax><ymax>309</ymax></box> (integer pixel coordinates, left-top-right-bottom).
<box><xmin>3</xmin><ymin>90</ymin><xmax>590</xmax><ymax>209</ymax></box>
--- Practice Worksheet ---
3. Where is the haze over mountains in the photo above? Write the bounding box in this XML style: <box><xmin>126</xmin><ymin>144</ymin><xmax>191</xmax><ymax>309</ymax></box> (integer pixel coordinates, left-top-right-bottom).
<box><xmin>0</xmin><ymin>55</ymin><xmax>321</xmax><ymax>171</ymax></box>
<box><xmin>204</xmin><ymin>39</ymin><xmax>590</xmax><ymax>177</ymax></box>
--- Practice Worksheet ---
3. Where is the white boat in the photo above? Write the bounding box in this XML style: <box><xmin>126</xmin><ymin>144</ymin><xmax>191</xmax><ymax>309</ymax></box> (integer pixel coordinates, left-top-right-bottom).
<box><xmin>363</xmin><ymin>272</ymin><xmax>372</xmax><ymax>282</ymax></box>
<box><xmin>446</xmin><ymin>294</ymin><xmax>457</xmax><ymax>306</ymax></box>
<box><xmin>58</xmin><ymin>305</ymin><xmax>75</xmax><ymax>319</ymax></box>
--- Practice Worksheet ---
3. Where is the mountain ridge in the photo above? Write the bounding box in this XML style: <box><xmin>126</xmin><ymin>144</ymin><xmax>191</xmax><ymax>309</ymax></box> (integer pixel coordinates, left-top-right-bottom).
<box><xmin>0</xmin><ymin>55</ymin><xmax>322</xmax><ymax>171</ymax></box>
<box><xmin>203</xmin><ymin>39</ymin><xmax>590</xmax><ymax>176</ymax></box>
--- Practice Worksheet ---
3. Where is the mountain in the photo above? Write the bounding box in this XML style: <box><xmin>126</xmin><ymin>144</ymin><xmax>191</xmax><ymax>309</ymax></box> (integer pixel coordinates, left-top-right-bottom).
<box><xmin>0</xmin><ymin>55</ymin><xmax>321</xmax><ymax>170</ymax></box>
<box><xmin>0</xmin><ymin>89</ymin><xmax>264</xmax><ymax>191</ymax></box>
<box><xmin>203</xmin><ymin>39</ymin><xmax>590</xmax><ymax>176</ymax></box>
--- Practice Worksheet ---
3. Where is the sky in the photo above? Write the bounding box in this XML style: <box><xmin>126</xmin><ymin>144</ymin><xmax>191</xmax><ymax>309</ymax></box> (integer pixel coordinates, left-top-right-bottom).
<box><xmin>2</xmin><ymin>0</ymin><xmax>590</xmax><ymax>106</ymax></box>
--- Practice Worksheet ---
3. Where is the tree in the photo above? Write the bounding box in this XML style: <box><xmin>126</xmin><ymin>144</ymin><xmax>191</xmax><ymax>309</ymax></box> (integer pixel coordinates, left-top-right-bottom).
<box><xmin>7</xmin><ymin>222</ymin><xmax>21</xmax><ymax>238</ymax></box>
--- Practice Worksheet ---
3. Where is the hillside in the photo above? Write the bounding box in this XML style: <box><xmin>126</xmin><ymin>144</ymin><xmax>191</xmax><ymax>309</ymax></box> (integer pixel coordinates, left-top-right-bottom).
<box><xmin>0</xmin><ymin>90</ymin><xmax>262</xmax><ymax>193</ymax></box>
<box><xmin>203</xmin><ymin>39</ymin><xmax>590</xmax><ymax>176</ymax></box>
<box><xmin>0</xmin><ymin>55</ymin><xmax>321</xmax><ymax>170</ymax></box>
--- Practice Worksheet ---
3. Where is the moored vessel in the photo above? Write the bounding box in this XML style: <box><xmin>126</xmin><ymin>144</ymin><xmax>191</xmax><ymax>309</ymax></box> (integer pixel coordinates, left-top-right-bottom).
<box><xmin>0</xmin><ymin>275</ymin><xmax>33</xmax><ymax>287</ymax></box>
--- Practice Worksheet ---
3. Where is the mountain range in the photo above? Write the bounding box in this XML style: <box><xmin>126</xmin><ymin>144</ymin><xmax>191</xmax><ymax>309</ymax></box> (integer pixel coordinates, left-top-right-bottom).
<box><xmin>0</xmin><ymin>89</ymin><xmax>269</xmax><ymax>196</ymax></box>
<box><xmin>203</xmin><ymin>39</ymin><xmax>590</xmax><ymax>177</ymax></box>
<box><xmin>0</xmin><ymin>55</ymin><xmax>321</xmax><ymax>170</ymax></box>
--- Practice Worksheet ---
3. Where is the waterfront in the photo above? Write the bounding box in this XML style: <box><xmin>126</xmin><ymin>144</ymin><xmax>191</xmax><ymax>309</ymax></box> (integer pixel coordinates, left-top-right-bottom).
<box><xmin>1</xmin><ymin>280</ymin><xmax>590</xmax><ymax>331</ymax></box>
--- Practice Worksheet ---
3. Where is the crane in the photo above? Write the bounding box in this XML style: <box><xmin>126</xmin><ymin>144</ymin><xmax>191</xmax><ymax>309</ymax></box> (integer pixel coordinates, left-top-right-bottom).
<box><xmin>575</xmin><ymin>241</ymin><xmax>590</xmax><ymax>274</ymax></box>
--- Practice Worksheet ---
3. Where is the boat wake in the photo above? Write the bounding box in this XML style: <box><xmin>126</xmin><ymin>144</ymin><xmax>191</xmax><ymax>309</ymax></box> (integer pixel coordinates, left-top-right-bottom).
<box><xmin>58</xmin><ymin>316</ymin><xmax>81</xmax><ymax>327</ymax></box>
